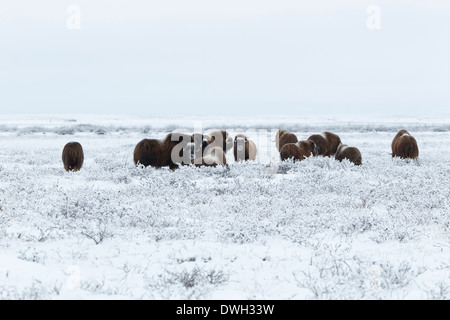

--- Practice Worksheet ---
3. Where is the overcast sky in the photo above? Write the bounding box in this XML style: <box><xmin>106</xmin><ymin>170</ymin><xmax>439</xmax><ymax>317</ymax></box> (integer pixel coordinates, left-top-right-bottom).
<box><xmin>0</xmin><ymin>0</ymin><xmax>449</xmax><ymax>116</ymax></box>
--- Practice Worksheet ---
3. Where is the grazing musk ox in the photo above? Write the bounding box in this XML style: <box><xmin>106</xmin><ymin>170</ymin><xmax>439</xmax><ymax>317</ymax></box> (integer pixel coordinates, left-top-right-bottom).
<box><xmin>335</xmin><ymin>144</ymin><xmax>362</xmax><ymax>166</ymax></box>
<box><xmin>133</xmin><ymin>133</ymin><xmax>192</xmax><ymax>170</ymax></box>
<box><xmin>207</xmin><ymin>130</ymin><xmax>233</xmax><ymax>153</ymax></box>
<box><xmin>62</xmin><ymin>142</ymin><xmax>84</xmax><ymax>172</ymax></box>
<box><xmin>233</xmin><ymin>134</ymin><xmax>257</xmax><ymax>162</ymax></box>
<box><xmin>189</xmin><ymin>133</ymin><xmax>212</xmax><ymax>162</ymax></box>
<box><xmin>192</xmin><ymin>146</ymin><xmax>228</xmax><ymax>168</ymax></box>
<box><xmin>280</xmin><ymin>140</ymin><xmax>318</xmax><ymax>162</ymax></box>
<box><xmin>307</xmin><ymin>132</ymin><xmax>341</xmax><ymax>157</ymax></box>
<box><xmin>391</xmin><ymin>129</ymin><xmax>419</xmax><ymax>159</ymax></box>
<box><xmin>275</xmin><ymin>130</ymin><xmax>289</xmax><ymax>151</ymax></box>
<box><xmin>275</xmin><ymin>129</ymin><xmax>298</xmax><ymax>152</ymax></box>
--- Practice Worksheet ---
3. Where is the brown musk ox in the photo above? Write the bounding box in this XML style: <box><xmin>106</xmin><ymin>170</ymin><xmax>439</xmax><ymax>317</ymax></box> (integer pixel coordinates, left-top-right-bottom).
<box><xmin>391</xmin><ymin>129</ymin><xmax>419</xmax><ymax>159</ymax></box>
<box><xmin>233</xmin><ymin>134</ymin><xmax>257</xmax><ymax>162</ymax></box>
<box><xmin>335</xmin><ymin>144</ymin><xmax>362</xmax><ymax>166</ymax></box>
<box><xmin>133</xmin><ymin>132</ymin><xmax>192</xmax><ymax>170</ymax></box>
<box><xmin>192</xmin><ymin>146</ymin><xmax>228</xmax><ymax>168</ymax></box>
<box><xmin>275</xmin><ymin>129</ymin><xmax>298</xmax><ymax>152</ymax></box>
<box><xmin>280</xmin><ymin>140</ymin><xmax>318</xmax><ymax>162</ymax></box>
<box><xmin>307</xmin><ymin>132</ymin><xmax>342</xmax><ymax>157</ymax></box>
<box><xmin>275</xmin><ymin>129</ymin><xmax>289</xmax><ymax>151</ymax></box>
<box><xmin>189</xmin><ymin>133</ymin><xmax>212</xmax><ymax>161</ymax></box>
<box><xmin>207</xmin><ymin>130</ymin><xmax>233</xmax><ymax>153</ymax></box>
<box><xmin>62</xmin><ymin>142</ymin><xmax>84</xmax><ymax>172</ymax></box>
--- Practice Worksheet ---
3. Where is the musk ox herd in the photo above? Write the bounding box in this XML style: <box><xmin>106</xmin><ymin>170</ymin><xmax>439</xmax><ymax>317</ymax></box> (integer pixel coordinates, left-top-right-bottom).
<box><xmin>61</xmin><ymin>129</ymin><xmax>419</xmax><ymax>172</ymax></box>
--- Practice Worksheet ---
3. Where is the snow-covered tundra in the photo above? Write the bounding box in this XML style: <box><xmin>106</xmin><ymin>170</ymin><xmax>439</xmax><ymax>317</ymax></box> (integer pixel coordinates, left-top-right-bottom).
<box><xmin>0</xmin><ymin>115</ymin><xmax>449</xmax><ymax>299</ymax></box>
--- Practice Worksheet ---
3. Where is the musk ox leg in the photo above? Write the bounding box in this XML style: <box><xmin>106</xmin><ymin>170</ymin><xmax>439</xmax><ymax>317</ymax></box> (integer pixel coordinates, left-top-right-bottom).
<box><xmin>169</xmin><ymin>162</ymin><xmax>179</xmax><ymax>170</ymax></box>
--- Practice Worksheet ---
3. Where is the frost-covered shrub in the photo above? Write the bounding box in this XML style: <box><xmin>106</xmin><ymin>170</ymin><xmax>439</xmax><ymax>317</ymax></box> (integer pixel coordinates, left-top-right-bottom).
<box><xmin>146</xmin><ymin>266</ymin><xmax>229</xmax><ymax>299</ymax></box>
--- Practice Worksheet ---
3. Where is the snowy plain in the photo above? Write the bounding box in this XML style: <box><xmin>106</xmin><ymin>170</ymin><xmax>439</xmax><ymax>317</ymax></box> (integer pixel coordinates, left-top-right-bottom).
<box><xmin>0</xmin><ymin>114</ymin><xmax>449</xmax><ymax>300</ymax></box>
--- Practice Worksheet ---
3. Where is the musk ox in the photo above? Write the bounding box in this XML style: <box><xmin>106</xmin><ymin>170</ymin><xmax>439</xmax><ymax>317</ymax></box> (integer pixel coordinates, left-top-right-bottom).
<box><xmin>62</xmin><ymin>142</ymin><xmax>84</xmax><ymax>172</ymax></box>
<box><xmin>275</xmin><ymin>130</ymin><xmax>289</xmax><ymax>151</ymax></box>
<box><xmin>335</xmin><ymin>144</ymin><xmax>362</xmax><ymax>166</ymax></box>
<box><xmin>391</xmin><ymin>129</ymin><xmax>419</xmax><ymax>159</ymax></box>
<box><xmin>307</xmin><ymin>132</ymin><xmax>341</xmax><ymax>157</ymax></box>
<box><xmin>184</xmin><ymin>132</ymin><xmax>230</xmax><ymax>163</ymax></box>
<box><xmin>207</xmin><ymin>130</ymin><xmax>233</xmax><ymax>153</ymax></box>
<box><xmin>233</xmin><ymin>134</ymin><xmax>257</xmax><ymax>162</ymax></box>
<box><xmin>133</xmin><ymin>132</ymin><xmax>192</xmax><ymax>170</ymax></box>
<box><xmin>275</xmin><ymin>129</ymin><xmax>298</xmax><ymax>152</ymax></box>
<box><xmin>280</xmin><ymin>140</ymin><xmax>318</xmax><ymax>162</ymax></box>
<box><xmin>189</xmin><ymin>133</ymin><xmax>211</xmax><ymax>161</ymax></box>
<box><xmin>192</xmin><ymin>146</ymin><xmax>228</xmax><ymax>168</ymax></box>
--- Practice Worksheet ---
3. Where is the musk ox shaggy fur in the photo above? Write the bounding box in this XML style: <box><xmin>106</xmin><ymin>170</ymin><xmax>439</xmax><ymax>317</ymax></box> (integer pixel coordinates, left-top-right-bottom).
<box><xmin>307</xmin><ymin>132</ymin><xmax>341</xmax><ymax>157</ymax></box>
<box><xmin>233</xmin><ymin>134</ymin><xmax>257</xmax><ymax>162</ymax></box>
<box><xmin>207</xmin><ymin>130</ymin><xmax>233</xmax><ymax>153</ymax></box>
<box><xmin>62</xmin><ymin>142</ymin><xmax>84</xmax><ymax>172</ymax></box>
<box><xmin>391</xmin><ymin>129</ymin><xmax>419</xmax><ymax>159</ymax></box>
<box><xmin>189</xmin><ymin>133</ymin><xmax>211</xmax><ymax>161</ymax></box>
<box><xmin>133</xmin><ymin>133</ymin><xmax>192</xmax><ymax>170</ymax></box>
<box><xmin>280</xmin><ymin>140</ymin><xmax>318</xmax><ymax>162</ymax></box>
<box><xmin>192</xmin><ymin>146</ymin><xmax>228</xmax><ymax>168</ymax></box>
<box><xmin>275</xmin><ymin>129</ymin><xmax>289</xmax><ymax>151</ymax></box>
<box><xmin>275</xmin><ymin>129</ymin><xmax>298</xmax><ymax>152</ymax></box>
<box><xmin>335</xmin><ymin>144</ymin><xmax>362</xmax><ymax>166</ymax></box>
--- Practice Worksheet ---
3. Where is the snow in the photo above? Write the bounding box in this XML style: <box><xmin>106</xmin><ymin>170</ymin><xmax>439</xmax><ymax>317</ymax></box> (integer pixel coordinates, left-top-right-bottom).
<box><xmin>0</xmin><ymin>114</ymin><xmax>449</xmax><ymax>300</ymax></box>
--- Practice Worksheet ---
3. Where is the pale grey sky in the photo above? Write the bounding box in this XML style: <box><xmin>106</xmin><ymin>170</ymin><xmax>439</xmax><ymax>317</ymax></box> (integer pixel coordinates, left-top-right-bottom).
<box><xmin>1</xmin><ymin>0</ymin><xmax>449</xmax><ymax>115</ymax></box>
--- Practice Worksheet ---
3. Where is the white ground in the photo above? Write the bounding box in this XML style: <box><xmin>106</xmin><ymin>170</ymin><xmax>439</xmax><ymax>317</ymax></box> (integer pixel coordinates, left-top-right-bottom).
<box><xmin>0</xmin><ymin>114</ymin><xmax>449</xmax><ymax>300</ymax></box>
